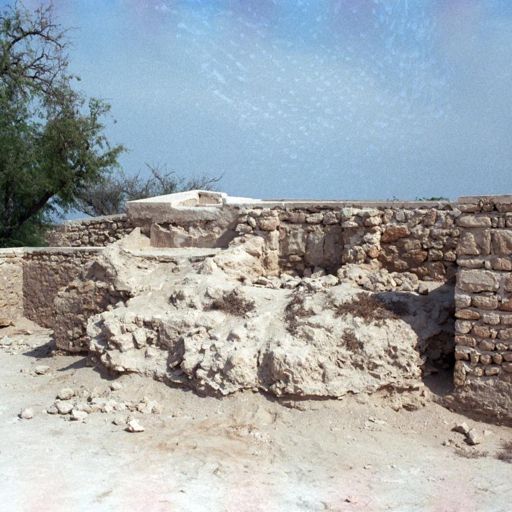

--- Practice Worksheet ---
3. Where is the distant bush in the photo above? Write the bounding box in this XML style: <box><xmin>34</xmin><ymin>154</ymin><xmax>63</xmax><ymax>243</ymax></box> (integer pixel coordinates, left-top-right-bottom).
<box><xmin>74</xmin><ymin>164</ymin><xmax>221</xmax><ymax>217</ymax></box>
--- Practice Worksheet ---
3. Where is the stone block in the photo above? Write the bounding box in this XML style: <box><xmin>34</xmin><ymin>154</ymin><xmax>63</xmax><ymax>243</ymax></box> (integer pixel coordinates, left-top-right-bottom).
<box><xmin>455</xmin><ymin>320</ymin><xmax>473</xmax><ymax>334</ymax></box>
<box><xmin>471</xmin><ymin>295</ymin><xmax>498</xmax><ymax>310</ymax></box>
<box><xmin>455</xmin><ymin>293</ymin><xmax>472</xmax><ymax>308</ymax></box>
<box><xmin>455</xmin><ymin>309</ymin><xmax>480</xmax><ymax>320</ymax></box>
<box><xmin>491</xmin><ymin>230</ymin><xmax>512</xmax><ymax>256</ymax></box>
<box><xmin>306</xmin><ymin>213</ymin><xmax>324</xmax><ymax>224</ymax></box>
<box><xmin>493</xmin><ymin>354</ymin><xmax>503</xmax><ymax>364</ymax></box>
<box><xmin>428</xmin><ymin>249</ymin><xmax>444</xmax><ymax>261</ymax></box>
<box><xmin>457</xmin><ymin>269</ymin><xmax>499</xmax><ymax>293</ymax></box>
<box><xmin>381</xmin><ymin>225</ymin><xmax>409</xmax><ymax>243</ymax></box>
<box><xmin>481</xmin><ymin>312</ymin><xmax>500</xmax><ymax>325</ymax></box>
<box><xmin>499</xmin><ymin>328</ymin><xmax>512</xmax><ymax>340</ymax></box>
<box><xmin>472</xmin><ymin>324</ymin><xmax>491</xmax><ymax>338</ymax></box>
<box><xmin>258</xmin><ymin>217</ymin><xmax>279</xmax><ymax>231</ymax></box>
<box><xmin>457</xmin><ymin>215</ymin><xmax>492</xmax><ymax>228</ymax></box>
<box><xmin>363</xmin><ymin>216</ymin><xmax>382</xmax><ymax>227</ymax></box>
<box><xmin>478</xmin><ymin>340</ymin><xmax>495</xmax><ymax>351</ymax></box>
<box><xmin>304</xmin><ymin>228</ymin><xmax>325</xmax><ymax>267</ymax></box>
<box><xmin>286</xmin><ymin>211</ymin><xmax>306</xmax><ymax>224</ymax></box>
<box><xmin>503</xmin><ymin>363</ymin><xmax>512</xmax><ymax>373</ymax></box>
<box><xmin>455</xmin><ymin>347</ymin><xmax>470</xmax><ymax>360</ymax></box>
<box><xmin>280</xmin><ymin>227</ymin><xmax>306</xmax><ymax>256</ymax></box>
<box><xmin>491</xmin><ymin>257</ymin><xmax>512</xmax><ymax>271</ymax></box>
<box><xmin>457</xmin><ymin>230</ymin><xmax>490</xmax><ymax>256</ymax></box>
<box><xmin>322</xmin><ymin>211</ymin><xmax>338</xmax><ymax>225</ymax></box>
<box><xmin>455</xmin><ymin>335</ymin><xmax>477</xmax><ymax>348</ymax></box>
<box><xmin>503</xmin><ymin>275</ymin><xmax>512</xmax><ymax>292</ymax></box>
<box><xmin>470</xmin><ymin>352</ymin><xmax>480</xmax><ymax>364</ymax></box>
<box><xmin>480</xmin><ymin>354</ymin><xmax>492</xmax><ymax>365</ymax></box>
<box><xmin>499</xmin><ymin>299</ymin><xmax>512</xmax><ymax>312</ymax></box>
<box><xmin>457</xmin><ymin>257</ymin><xmax>485</xmax><ymax>269</ymax></box>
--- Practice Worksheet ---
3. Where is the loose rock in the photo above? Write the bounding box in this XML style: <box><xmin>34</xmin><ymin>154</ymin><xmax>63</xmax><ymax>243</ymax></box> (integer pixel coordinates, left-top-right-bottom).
<box><xmin>57</xmin><ymin>388</ymin><xmax>75</xmax><ymax>400</ymax></box>
<box><xmin>466</xmin><ymin>429</ymin><xmax>482</xmax><ymax>446</ymax></box>
<box><xmin>126</xmin><ymin>419</ymin><xmax>145</xmax><ymax>433</ymax></box>
<box><xmin>34</xmin><ymin>365</ymin><xmax>50</xmax><ymax>375</ymax></box>
<box><xmin>453</xmin><ymin>422</ymin><xmax>471</xmax><ymax>435</ymax></box>
<box><xmin>70</xmin><ymin>409</ymin><xmax>88</xmax><ymax>422</ymax></box>
<box><xmin>18</xmin><ymin>408</ymin><xmax>34</xmax><ymax>420</ymax></box>
<box><xmin>55</xmin><ymin>401</ymin><xmax>74</xmax><ymax>415</ymax></box>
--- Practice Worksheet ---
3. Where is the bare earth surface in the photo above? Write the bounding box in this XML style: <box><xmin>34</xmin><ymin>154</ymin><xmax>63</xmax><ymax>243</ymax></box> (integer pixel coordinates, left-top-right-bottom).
<box><xmin>1</xmin><ymin>324</ymin><xmax>511</xmax><ymax>512</ymax></box>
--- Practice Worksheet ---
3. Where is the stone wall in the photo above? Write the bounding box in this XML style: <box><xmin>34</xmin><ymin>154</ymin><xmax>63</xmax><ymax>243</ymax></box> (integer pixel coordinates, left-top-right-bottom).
<box><xmin>46</xmin><ymin>214</ymin><xmax>133</xmax><ymax>247</ymax></box>
<box><xmin>22</xmin><ymin>248</ymin><xmax>102</xmax><ymax>329</ymax></box>
<box><xmin>0</xmin><ymin>249</ymin><xmax>24</xmax><ymax>322</ymax></box>
<box><xmin>2</xmin><ymin>192</ymin><xmax>512</xmax><ymax>421</ymax></box>
<box><xmin>453</xmin><ymin>196</ymin><xmax>512</xmax><ymax>421</ymax></box>
<box><xmin>231</xmin><ymin>201</ymin><xmax>458</xmax><ymax>281</ymax></box>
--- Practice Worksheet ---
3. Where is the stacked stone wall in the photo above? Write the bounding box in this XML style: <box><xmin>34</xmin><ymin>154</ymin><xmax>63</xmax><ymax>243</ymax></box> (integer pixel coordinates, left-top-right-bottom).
<box><xmin>232</xmin><ymin>202</ymin><xmax>459</xmax><ymax>280</ymax></box>
<box><xmin>450</xmin><ymin>196</ymin><xmax>512</xmax><ymax>422</ymax></box>
<box><xmin>22</xmin><ymin>248</ymin><xmax>102</xmax><ymax>329</ymax></box>
<box><xmin>0</xmin><ymin>249</ymin><xmax>24</xmax><ymax>322</ymax></box>
<box><xmin>46</xmin><ymin>214</ymin><xmax>133</xmax><ymax>247</ymax></box>
<box><xmin>454</xmin><ymin>197</ymin><xmax>512</xmax><ymax>383</ymax></box>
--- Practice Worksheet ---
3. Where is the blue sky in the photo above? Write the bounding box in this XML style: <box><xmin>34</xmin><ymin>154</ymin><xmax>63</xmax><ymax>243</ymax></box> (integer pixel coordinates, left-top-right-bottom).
<box><xmin>7</xmin><ymin>0</ymin><xmax>512</xmax><ymax>200</ymax></box>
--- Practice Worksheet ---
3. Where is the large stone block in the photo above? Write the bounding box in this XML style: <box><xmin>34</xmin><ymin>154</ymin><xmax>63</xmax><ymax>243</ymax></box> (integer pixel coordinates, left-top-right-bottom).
<box><xmin>304</xmin><ymin>227</ymin><xmax>325</xmax><ymax>266</ymax></box>
<box><xmin>457</xmin><ymin>230</ymin><xmax>490</xmax><ymax>256</ymax></box>
<box><xmin>491</xmin><ymin>230</ymin><xmax>512</xmax><ymax>256</ymax></box>
<box><xmin>457</xmin><ymin>215</ymin><xmax>492</xmax><ymax>228</ymax></box>
<box><xmin>280</xmin><ymin>226</ymin><xmax>306</xmax><ymax>256</ymax></box>
<box><xmin>491</xmin><ymin>257</ymin><xmax>512</xmax><ymax>271</ymax></box>
<box><xmin>457</xmin><ymin>269</ymin><xmax>499</xmax><ymax>293</ymax></box>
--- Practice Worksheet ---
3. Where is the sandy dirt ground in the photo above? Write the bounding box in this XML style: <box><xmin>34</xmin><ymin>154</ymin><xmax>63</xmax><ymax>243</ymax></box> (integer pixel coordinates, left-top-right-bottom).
<box><xmin>1</xmin><ymin>323</ymin><xmax>511</xmax><ymax>512</ymax></box>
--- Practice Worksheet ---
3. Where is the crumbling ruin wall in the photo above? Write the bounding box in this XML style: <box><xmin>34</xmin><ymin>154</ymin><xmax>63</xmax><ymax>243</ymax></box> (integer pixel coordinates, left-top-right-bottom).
<box><xmin>5</xmin><ymin>192</ymin><xmax>512</xmax><ymax>422</ymax></box>
<box><xmin>22</xmin><ymin>248</ymin><xmax>102</xmax><ymax>329</ymax></box>
<box><xmin>454</xmin><ymin>196</ymin><xmax>512</xmax><ymax>422</ymax></box>
<box><xmin>46</xmin><ymin>214</ymin><xmax>133</xmax><ymax>247</ymax></box>
<box><xmin>230</xmin><ymin>202</ymin><xmax>458</xmax><ymax>280</ymax></box>
<box><xmin>45</xmin><ymin>199</ymin><xmax>460</xmax><ymax>281</ymax></box>
<box><xmin>0</xmin><ymin>249</ymin><xmax>24</xmax><ymax>322</ymax></box>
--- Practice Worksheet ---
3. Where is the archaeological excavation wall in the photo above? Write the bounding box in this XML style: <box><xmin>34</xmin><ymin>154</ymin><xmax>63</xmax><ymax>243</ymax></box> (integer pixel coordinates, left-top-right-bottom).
<box><xmin>232</xmin><ymin>202</ymin><xmax>459</xmax><ymax>280</ymax></box>
<box><xmin>125</xmin><ymin>192</ymin><xmax>460</xmax><ymax>281</ymax></box>
<box><xmin>0</xmin><ymin>247</ymin><xmax>102</xmax><ymax>329</ymax></box>
<box><xmin>46</xmin><ymin>214</ymin><xmax>133</xmax><ymax>247</ymax></box>
<box><xmin>453</xmin><ymin>196</ymin><xmax>512</xmax><ymax>421</ymax></box>
<box><xmin>23</xmin><ymin>248</ymin><xmax>103</xmax><ymax>329</ymax></box>
<box><xmin>6</xmin><ymin>191</ymin><xmax>512</xmax><ymax>422</ymax></box>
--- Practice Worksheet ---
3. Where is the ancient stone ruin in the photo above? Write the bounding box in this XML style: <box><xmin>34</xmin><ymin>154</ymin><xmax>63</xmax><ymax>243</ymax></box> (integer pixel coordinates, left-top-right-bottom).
<box><xmin>2</xmin><ymin>191</ymin><xmax>512</xmax><ymax>423</ymax></box>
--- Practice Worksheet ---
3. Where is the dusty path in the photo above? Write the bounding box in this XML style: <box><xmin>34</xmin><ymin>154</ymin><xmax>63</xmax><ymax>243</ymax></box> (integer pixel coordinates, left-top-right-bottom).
<box><xmin>1</xmin><ymin>326</ymin><xmax>511</xmax><ymax>512</ymax></box>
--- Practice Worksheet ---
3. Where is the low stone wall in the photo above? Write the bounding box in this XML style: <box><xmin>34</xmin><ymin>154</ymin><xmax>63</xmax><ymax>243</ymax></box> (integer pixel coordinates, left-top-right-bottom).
<box><xmin>453</xmin><ymin>196</ymin><xmax>512</xmax><ymax>421</ymax></box>
<box><xmin>46</xmin><ymin>214</ymin><xmax>133</xmax><ymax>247</ymax></box>
<box><xmin>22</xmin><ymin>248</ymin><xmax>102</xmax><ymax>329</ymax></box>
<box><xmin>231</xmin><ymin>201</ymin><xmax>458</xmax><ymax>280</ymax></box>
<box><xmin>0</xmin><ymin>249</ymin><xmax>24</xmax><ymax>322</ymax></box>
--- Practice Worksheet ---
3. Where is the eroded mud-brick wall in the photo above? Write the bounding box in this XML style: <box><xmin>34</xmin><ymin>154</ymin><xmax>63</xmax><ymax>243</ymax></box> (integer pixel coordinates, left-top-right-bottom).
<box><xmin>0</xmin><ymin>249</ymin><xmax>24</xmax><ymax>321</ymax></box>
<box><xmin>454</xmin><ymin>196</ymin><xmax>512</xmax><ymax>419</ymax></box>
<box><xmin>46</xmin><ymin>214</ymin><xmax>133</xmax><ymax>247</ymax></box>
<box><xmin>22</xmin><ymin>248</ymin><xmax>102</xmax><ymax>329</ymax></box>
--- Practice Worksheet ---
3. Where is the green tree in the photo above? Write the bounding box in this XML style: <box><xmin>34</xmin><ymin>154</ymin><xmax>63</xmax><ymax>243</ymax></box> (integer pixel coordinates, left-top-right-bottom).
<box><xmin>0</xmin><ymin>3</ymin><xmax>123</xmax><ymax>246</ymax></box>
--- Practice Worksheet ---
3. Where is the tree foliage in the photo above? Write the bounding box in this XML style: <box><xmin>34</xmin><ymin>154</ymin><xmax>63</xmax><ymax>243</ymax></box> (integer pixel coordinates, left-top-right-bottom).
<box><xmin>74</xmin><ymin>164</ymin><xmax>221</xmax><ymax>217</ymax></box>
<box><xmin>0</xmin><ymin>3</ymin><xmax>123</xmax><ymax>246</ymax></box>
